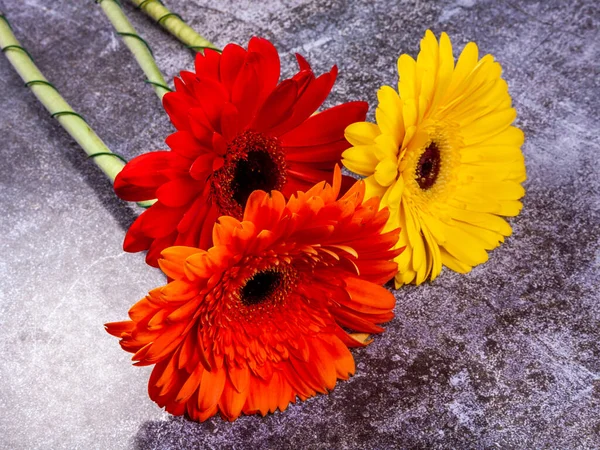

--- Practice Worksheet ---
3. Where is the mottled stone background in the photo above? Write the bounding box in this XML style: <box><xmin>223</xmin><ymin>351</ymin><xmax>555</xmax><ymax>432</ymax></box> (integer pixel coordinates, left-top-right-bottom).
<box><xmin>0</xmin><ymin>0</ymin><xmax>598</xmax><ymax>448</ymax></box>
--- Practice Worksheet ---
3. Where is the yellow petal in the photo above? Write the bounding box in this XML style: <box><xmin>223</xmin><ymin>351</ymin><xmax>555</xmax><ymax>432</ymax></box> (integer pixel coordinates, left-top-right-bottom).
<box><xmin>387</xmin><ymin>177</ymin><xmax>405</xmax><ymax>210</ymax></box>
<box><xmin>482</xmin><ymin>126</ymin><xmax>524</xmax><ymax>146</ymax></box>
<box><xmin>459</xmin><ymin>181</ymin><xmax>525</xmax><ymax>200</ymax></box>
<box><xmin>422</xmin><ymin>225</ymin><xmax>442</xmax><ymax>281</ymax></box>
<box><xmin>450</xmin><ymin>194</ymin><xmax>523</xmax><ymax>216</ymax></box>
<box><xmin>446</xmin><ymin>41</ymin><xmax>479</xmax><ymax>99</ymax></box>
<box><xmin>342</xmin><ymin>145</ymin><xmax>378</xmax><ymax>176</ymax></box>
<box><xmin>395</xmin><ymin>208</ymin><xmax>413</xmax><ymax>268</ymax></box>
<box><xmin>420</xmin><ymin>212</ymin><xmax>446</xmax><ymax>244</ymax></box>
<box><xmin>461</xmin><ymin>144</ymin><xmax>524</xmax><ymax>164</ymax></box>
<box><xmin>374</xmin><ymin>133</ymin><xmax>400</xmax><ymax>161</ymax></box>
<box><xmin>364</xmin><ymin>174</ymin><xmax>389</xmax><ymax>201</ymax></box>
<box><xmin>401</xmin><ymin>125</ymin><xmax>417</xmax><ymax>152</ymax></box>
<box><xmin>398</xmin><ymin>54</ymin><xmax>417</xmax><ymax>100</ymax></box>
<box><xmin>345</xmin><ymin>121</ymin><xmax>381</xmax><ymax>146</ymax></box>
<box><xmin>461</xmin><ymin>108</ymin><xmax>517</xmax><ymax>145</ymax></box>
<box><xmin>451</xmin><ymin>220</ymin><xmax>504</xmax><ymax>250</ymax></box>
<box><xmin>374</xmin><ymin>158</ymin><xmax>398</xmax><ymax>187</ymax></box>
<box><xmin>400</xmin><ymin>204</ymin><xmax>426</xmax><ymax>274</ymax></box>
<box><xmin>428</xmin><ymin>32</ymin><xmax>454</xmax><ymax>115</ymax></box>
<box><xmin>442</xmin><ymin>223</ymin><xmax>489</xmax><ymax>267</ymax></box>
<box><xmin>376</xmin><ymin>86</ymin><xmax>404</xmax><ymax>146</ymax></box>
<box><xmin>448</xmin><ymin>78</ymin><xmax>509</xmax><ymax>125</ymax></box>
<box><xmin>382</xmin><ymin>207</ymin><xmax>401</xmax><ymax>233</ymax></box>
<box><xmin>417</xmin><ymin>30</ymin><xmax>439</xmax><ymax>68</ymax></box>
<box><xmin>439</xmin><ymin>247</ymin><xmax>472</xmax><ymax>273</ymax></box>
<box><xmin>459</xmin><ymin>160</ymin><xmax>526</xmax><ymax>182</ymax></box>
<box><xmin>447</xmin><ymin>206</ymin><xmax>513</xmax><ymax>235</ymax></box>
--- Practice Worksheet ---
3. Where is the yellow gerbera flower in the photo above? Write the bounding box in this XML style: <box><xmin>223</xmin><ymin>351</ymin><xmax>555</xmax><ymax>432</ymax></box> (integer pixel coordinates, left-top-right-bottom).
<box><xmin>343</xmin><ymin>30</ymin><xmax>526</xmax><ymax>287</ymax></box>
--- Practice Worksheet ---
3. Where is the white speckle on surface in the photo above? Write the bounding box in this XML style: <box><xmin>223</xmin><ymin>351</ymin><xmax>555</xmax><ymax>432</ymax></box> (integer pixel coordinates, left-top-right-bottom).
<box><xmin>450</xmin><ymin>369</ymin><xmax>470</xmax><ymax>387</ymax></box>
<box><xmin>438</xmin><ymin>7</ymin><xmax>462</xmax><ymax>23</ymax></box>
<box><xmin>99</xmin><ymin>32</ymin><xmax>120</xmax><ymax>57</ymax></box>
<box><xmin>302</xmin><ymin>36</ymin><xmax>333</xmax><ymax>52</ymax></box>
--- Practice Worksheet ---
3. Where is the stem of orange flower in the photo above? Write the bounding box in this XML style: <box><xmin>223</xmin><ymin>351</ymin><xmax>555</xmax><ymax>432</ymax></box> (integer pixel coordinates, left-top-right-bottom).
<box><xmin>97</xmin><ymin>0</ymin><xmax>171</xmax><ymax>101</ymax></box>
<box><xmin>0</xmin><ymin>13</ymin><xmax>155</xmax><ymax>208</ymax></box>
<box><xmin>127</xmin><ymin>0</ymin><xmax>220</xmax><ymax>53</ymax></box>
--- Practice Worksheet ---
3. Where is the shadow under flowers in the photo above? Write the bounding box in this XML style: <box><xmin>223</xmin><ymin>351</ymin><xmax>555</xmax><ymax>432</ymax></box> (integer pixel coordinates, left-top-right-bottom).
<box><xmin>133</xmin><ymin>411</ymin><xmax>296</xmax><ymax>450</ymax></box>
<box><xmin>130</xmin><ymin>343</ymin><xmax>478</xmax><ymax>450</ymax></box>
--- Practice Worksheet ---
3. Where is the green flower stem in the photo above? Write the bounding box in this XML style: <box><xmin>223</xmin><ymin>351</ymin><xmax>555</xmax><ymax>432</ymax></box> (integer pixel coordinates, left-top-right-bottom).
<box><xmin>98</xmin><ymin>0</ymin><xmax>171</xmax><ymax>100</ymax></box>
<box><xmin>128</xmin><ymin>0</ymin><xmax>219</xmax><ymax>52</ymax></box>
<box><xmin>0</xmin><ymin>13</ymin><xmax>155</xmax><ymax>208</ymax></box>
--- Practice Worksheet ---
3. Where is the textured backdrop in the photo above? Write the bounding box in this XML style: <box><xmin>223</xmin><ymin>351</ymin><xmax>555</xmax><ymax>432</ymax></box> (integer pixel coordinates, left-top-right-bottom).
<box><xmin>1</xmin><ymin>0</ymin><xmax>599</xmax><ymax>448</ymax></box>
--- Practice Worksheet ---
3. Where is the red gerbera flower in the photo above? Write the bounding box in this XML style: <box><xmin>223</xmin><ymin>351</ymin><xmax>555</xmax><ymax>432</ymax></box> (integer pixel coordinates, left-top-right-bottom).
<box><xmin>115</xmin><ymin>37</ymin><xmax>368</xmax><ymax>266</ymax></box>
<box><xmin>106</xmin><ymin>169</ymin><xmax>400</xmax><ymax>422</ymax></box>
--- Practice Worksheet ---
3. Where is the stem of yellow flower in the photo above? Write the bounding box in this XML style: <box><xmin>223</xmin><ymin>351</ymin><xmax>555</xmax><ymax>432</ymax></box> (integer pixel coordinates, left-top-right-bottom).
<box><xmin>0</xmin><ymin>13</ymin><xmax>155</xmax><ymax>208</ymax></box>
<box><xmin>98</xmin><ymin>0</ymin><xmax>171</xmax><ymax>101</ymax></box>
<box><xmin>127</xmin><ymin>0</ymin><xmax>219</xmax><ymax>52</ymax></box>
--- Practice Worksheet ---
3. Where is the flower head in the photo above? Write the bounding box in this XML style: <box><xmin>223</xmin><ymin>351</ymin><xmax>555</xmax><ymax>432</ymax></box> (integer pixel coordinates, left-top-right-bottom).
<box><xmin>342</xmin><ymin>30</ymin><xmax>526</xmax><ymax>287</ymax></box>
<box><xmin>115</xmin><ymin>37</ymin><xmax>367</xmax><ymax>266</ymax></box>
<box><xmin>106</xmin><ymin>168</ymin><xmax>400</xmax><ymax>422</ymax></box>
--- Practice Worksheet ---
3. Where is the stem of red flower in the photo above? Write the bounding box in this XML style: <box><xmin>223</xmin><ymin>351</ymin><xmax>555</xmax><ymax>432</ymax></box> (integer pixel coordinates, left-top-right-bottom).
<box><xmin>127</xmin><ymin>0</ymin><xmax>220</xmax><ymax>53</ymax></box>
<box><xmin>0</xmin><ymin>13</ymin><xmax>155</xmax><ymax>207</ymax></box>
<box><xmin>97</xmin><ymin>0</ymin><xmax>171</xmax><ymax>101</ymax></box>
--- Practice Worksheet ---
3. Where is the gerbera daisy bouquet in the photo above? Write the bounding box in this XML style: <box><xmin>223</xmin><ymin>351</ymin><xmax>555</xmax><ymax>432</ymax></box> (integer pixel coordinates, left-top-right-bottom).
<box><xmin>0</xmin><ymin>0</ymin><xmax>524</xmax><ymax>423</ymax></box>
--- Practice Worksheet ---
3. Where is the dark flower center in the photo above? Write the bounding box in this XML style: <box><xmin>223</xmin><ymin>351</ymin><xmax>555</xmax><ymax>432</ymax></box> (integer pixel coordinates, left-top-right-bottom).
<box><xmin>416</xmin><ymin>142</ymin><xmax>441</xmax><ymax>190</ymax></box>
<box><xmin>241</xmin><ymin>269</ymin><xmax>283</xmax><ymax>306</ymax></box>
<box><xmin>231</xmin><ymin>151</ymin><xmax>280</xmax><ymax>207</ymax></box>
<box><xmin>212</xmin><ymin>131</ymin><xmax>287</xmax><ymax>218</ymax></box>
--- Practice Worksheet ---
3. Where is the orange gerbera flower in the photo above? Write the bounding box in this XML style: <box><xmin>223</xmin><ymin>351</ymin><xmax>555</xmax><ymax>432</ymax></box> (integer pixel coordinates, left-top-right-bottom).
<box><xmin>106</xmin><ymin>169</ymin><xmax>400</xmax><ymax>422</ymax></box>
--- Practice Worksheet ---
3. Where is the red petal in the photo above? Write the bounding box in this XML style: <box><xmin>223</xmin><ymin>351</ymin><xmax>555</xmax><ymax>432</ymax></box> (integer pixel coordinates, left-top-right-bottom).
<box><xmin>114</xmin><ymin>152</ymin><xmax>172</xmax><ymax>201</ymax></box>
<box><xmin>145</xmin><ymin>231</ymin><xmax>177</xmax><ymax>267</ymax></box>
<box><xmin>291</xmin><ymin>69</ymin><xmax>314</xmax><ymax>97</ymax></box>
<box><xmin>220</xmin><ymin>102</ymin><xmax>240</xmax><ymax>141</ymax></box>
<box><xmin>163</xmin><ymin>91</ymin><xmax>195</xmax><ymax>131</ymax></box>
<box><xmin>166</xmin><ymin>131</ymin><xmax>211</xmax><ymax>160</ymax></box>
<box><xmin>280</xmin><ymin>101</ymin><xmax>368</xmax><ymax>146</ymax></box>
<box><xmin>173</xmin><ymin>76</ymin><xmax>191</xmax><ymax>96</ymax></box>
<box><xmin>176</xmin><ymin>188</ymin><xmax>211</xmax><ymax>235</ymax></box>
<box><xmin>231</xmin><ymin>52</ymin><xmax>262</xmax><ymax>129</ymax></box>
<box><xmin>189</xmin><ymin>154</ymin><xmax>216</xmax><ymax>180</ymax></box>
<box><xmin>189</xmin><ymin>108</ymin><xmax>216</xmax><ymax>143</ymax></box>
<box><xmin>140</xmin><ymin>202</ymin><xmax>187</xmax><ymax>238</ymax></box>
<box><xmin>271</xmin><ymin>67</ymin><xmax>337</xmax><ymax>137</ymax></box>
<box><xmin>248</xmin><ymin>37</ymin><xmax>280</xmax><ymax>101</ymax></box>
<box><xmin>286</xmin><ymin>163</ymin><xmax>338</xmax><ymax>184</ymax></box>
<box><xmin>285</xmin><ymin>138</ymin><xmax>350</xmax><ymax>163</ymax></box>
<box><xmin>123</xmin><ymin>215</ymin><xmax>152</xmax><ymax>253</ymax></box>
<box><xmin>199</xmin><ymin>204</ymin><xmax>219</xmax><ymax>249</ymax></box>
<box><xmin>295</xmin><ymin>53</ymin><xmax>311</xmax><ymax>71</ymax></box>
<box><xmin>195</xmin><ymin>48</ymin><xmax>221</xmax><ymax>81</ymax></box>
<box><xmin>219</xmin><ymin>43</ymin><xmax>247</xmax><ymax>95</ymax></box>
<box><xmin>192</xmin><ymin>78</ymin><xmax>228</xmax><ymax>133</ymax></box>
<box><xmin>251</xmin><ymin>79</ymin><xmax>298</xmax><ymax>133</ymax></box>
<box><xmin>212</xmin><ymin>132</ymin><xmax>227</xmax><ymax>156</ymax></box>
<box><xmin>179</xmin><ymin>70</ymin><xmax>198</xmax><ymax>87</ymax></box>
<box><xmin>156</xmin><ymin>178</ymin><xmax>202</xmax><ymax>207</ymax></box>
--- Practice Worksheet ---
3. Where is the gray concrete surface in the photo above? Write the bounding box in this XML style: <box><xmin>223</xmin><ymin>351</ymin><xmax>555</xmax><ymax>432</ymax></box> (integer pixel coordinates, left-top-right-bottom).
<box><xmin>1</xmin><ymin>0</ymin><xmax>599</xmax><ymax>448</ymax></box>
